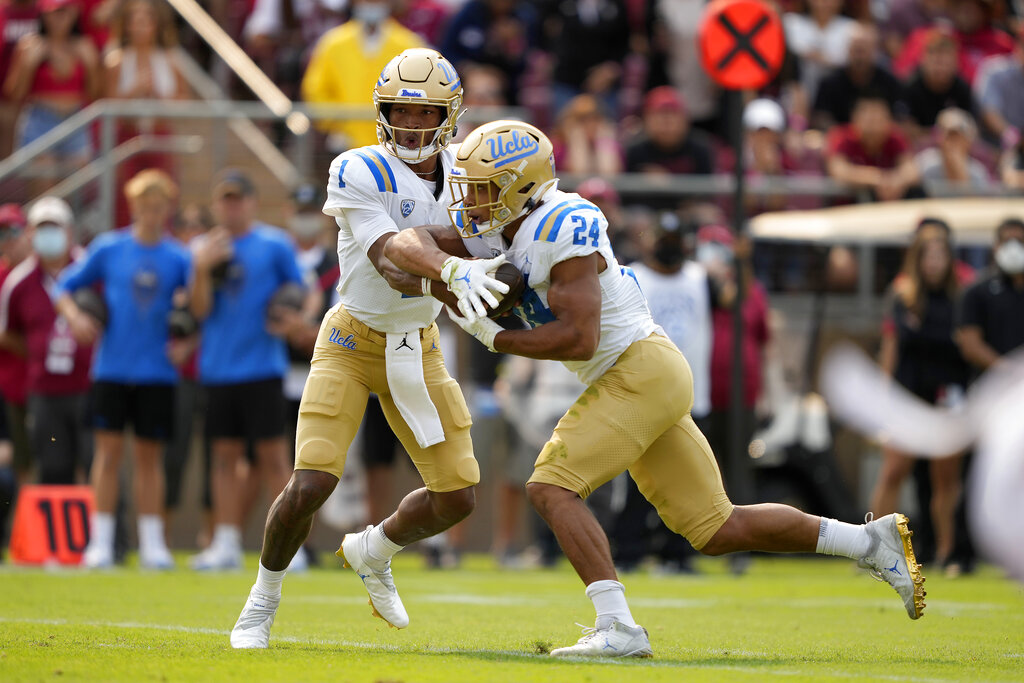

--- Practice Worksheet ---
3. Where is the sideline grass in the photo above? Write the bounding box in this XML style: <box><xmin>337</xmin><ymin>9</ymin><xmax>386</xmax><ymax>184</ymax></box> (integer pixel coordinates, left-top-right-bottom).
<box><xmin>2</xmin><ymin>554</ymin><xmax>1022</xmax><ymax>682</ymax></box>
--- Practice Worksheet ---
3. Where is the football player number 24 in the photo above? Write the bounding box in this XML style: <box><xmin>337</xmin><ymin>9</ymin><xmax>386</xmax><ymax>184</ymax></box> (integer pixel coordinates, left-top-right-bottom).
<box><xmin>571</xmin><ymin>215</ymin><xmax>600</xmax><ymax>247</ymax></box>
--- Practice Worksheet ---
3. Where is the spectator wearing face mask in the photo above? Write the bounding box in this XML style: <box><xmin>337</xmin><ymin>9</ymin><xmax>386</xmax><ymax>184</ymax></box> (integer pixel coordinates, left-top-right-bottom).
<box><xmin>0</xmin><ymin>197</ymin><xmax>93</xmax><ymax>487</ymax></box>
<box><xmin>301</xmin><ymin>0</ymin><xmax>423</xmax><ymax>152</ymax></box>
<box><xmin>957</xmin><ymin>217</ymin><xmax>1024</xmax><ymax>371</ymax></box>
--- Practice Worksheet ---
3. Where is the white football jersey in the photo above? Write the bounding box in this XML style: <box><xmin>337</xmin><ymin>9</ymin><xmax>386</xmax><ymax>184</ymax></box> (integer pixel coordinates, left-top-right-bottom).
<box><xmin>463</xmin><ymin>189</ymin><xmax>659</xmax><ymax>385</ymax></box>
<box><xmin>629</xmin><ymin>260</ymin><xmax>712</xmax><ymax>417</ymax></box>
<box><xmin>324</xmin><ymin>145</ymin><xmax>456</xmax><ymax>333</ymax></box>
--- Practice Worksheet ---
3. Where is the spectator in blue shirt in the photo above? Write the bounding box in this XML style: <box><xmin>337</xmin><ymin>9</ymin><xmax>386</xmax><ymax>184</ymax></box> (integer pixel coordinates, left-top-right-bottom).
<box><xmin>188</xmin><ymin>169</ymin><xmax>306</xmax><ymax>571</ymax></box>
<box><xmin>55</xmin><ymin>169</ymin><xmax>191</xmax><ymax>570</ymax></box>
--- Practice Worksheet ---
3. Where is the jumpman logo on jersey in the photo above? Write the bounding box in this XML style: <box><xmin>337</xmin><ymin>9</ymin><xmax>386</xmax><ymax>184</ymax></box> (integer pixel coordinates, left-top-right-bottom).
<box><xmin>395</xmin><ymin>334</ymin><xmax>414</xmax><ymax>352</ymax></box>
<box><xmin>887</xmin><ymin>560</ymin><xmax>901</xmax><ymax>576</ymax></box>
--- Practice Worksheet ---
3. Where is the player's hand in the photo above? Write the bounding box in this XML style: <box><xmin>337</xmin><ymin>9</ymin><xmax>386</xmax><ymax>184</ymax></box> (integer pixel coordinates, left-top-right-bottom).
<box><xmin>440</xmin><ymin>254</ymin><xmax>510</xmax><ymax>319</ymax></box>
<box><xmin>67</xmin><ymin>309</ymin><xmax>100</xmax><ymax>346</ymax></box>
<box><xmin>192</xmin><ymin>227</ymin><xmax>233</xmax><ymax>272</ymax></box>
<box><xmin>446</xmin><ymin>306</ymin><xmax>502</xmax><ymax>352</ymax></box>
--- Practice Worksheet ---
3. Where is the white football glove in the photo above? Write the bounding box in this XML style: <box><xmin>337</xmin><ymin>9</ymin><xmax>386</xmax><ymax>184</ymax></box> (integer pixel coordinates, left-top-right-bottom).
<box><xmin>440</xmin><ymin>254</ymin><xmax>510</xmax><ymax>320</ymax></box>
<box><xmin>446</xmin><ymin>306</ymin><xmax>503</xmax><ymax>352</ymax></box>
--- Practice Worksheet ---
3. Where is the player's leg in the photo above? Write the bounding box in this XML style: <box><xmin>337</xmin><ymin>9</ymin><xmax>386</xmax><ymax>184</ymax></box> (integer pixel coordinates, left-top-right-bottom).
<box><xmin>232</xmin><ymin>305</ymin><xmax>372</xmax><ymax>648</ymax></box>
<box><xmin>338</xmin><ymin>322</ymin><xmax>478</xmax><ymax>629</ymax></box>
<box><xmin>82</xmin><ymin>382</ymin><xmax>129</xmax><ymax>568</ymax></box>
<box><xmin>130</xmin><ymin>385</ymin><xmax>175</xmax><ymax>569</ymax></box>
<box><xmin>528</xmin><ymin>336</ymin><xmax>691</xmax><ymax>658</ymax></box>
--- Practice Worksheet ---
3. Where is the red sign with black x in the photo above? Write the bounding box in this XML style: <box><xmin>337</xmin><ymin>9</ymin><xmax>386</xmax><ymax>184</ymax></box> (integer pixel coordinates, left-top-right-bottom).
<box><xmin>698</xmin><ymin>0</ymin><xmax>785</xmax><ymax>90</ymax></box>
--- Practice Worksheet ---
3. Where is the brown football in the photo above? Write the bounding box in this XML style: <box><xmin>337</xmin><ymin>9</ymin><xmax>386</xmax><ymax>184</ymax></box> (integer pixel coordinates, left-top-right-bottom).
<box><xmin>488</xmin><ymin>262</ymin><xmax>525</xmax><ymax>318</ymax></box>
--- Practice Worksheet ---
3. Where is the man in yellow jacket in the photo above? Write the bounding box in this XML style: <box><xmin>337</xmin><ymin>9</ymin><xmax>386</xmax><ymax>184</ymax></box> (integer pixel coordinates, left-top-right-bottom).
<box><xmin>302</xmin><ymin>0</ymin><xmax>423</xmax><ymax>150</ymax></box>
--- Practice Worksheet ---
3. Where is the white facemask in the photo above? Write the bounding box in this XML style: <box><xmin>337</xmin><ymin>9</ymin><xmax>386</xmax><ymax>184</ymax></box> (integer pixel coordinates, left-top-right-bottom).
<box><xmin>290</xmin><ymin>214</ymin><xmax>322</xmax><ymax>240</ymax></box>
<box><xmin>33</xmin><ymin>226</ymin><xmax>68</xmax><ymax>259</ymax></box>
<box><xmin>696</xmin><ymin>242</ymin><xmax>732</xmax><ymax>267</ymax></box>
<box><xmin>353</xmin><ymin>3</ymin><xmax>389</xmax><ymax>25</ymax></box>
<box><xmin>995</xmin><ymin>239</ymin><xmax>1024</xmax><ymax>275</ymax></box>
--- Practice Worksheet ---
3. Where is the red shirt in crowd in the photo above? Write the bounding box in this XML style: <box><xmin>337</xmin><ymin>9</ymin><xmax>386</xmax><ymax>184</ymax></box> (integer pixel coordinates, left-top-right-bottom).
<box><xmin>0</xmin><ymin>260</ymin><xmax>28</xmax><ymax>405</ymax></box>
<box><xmin>710</xmin><ymin>281</ymin><xmax>770</xmax><ymax>410</ymax></box>
<box><xmin>0</xmin><ymin>256</ymin><xmax>93</xmax><ymax>396</ymax></box>
<box><xmin>826</xmin><ymin>124</ymin><xmax>910</xmax><ymax>170</ymax></box>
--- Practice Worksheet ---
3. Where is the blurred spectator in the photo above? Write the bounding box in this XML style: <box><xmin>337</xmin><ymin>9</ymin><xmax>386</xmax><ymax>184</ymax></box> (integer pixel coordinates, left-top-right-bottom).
<box><xmin>541</xmin><ymin>0</ymin><xmax>631</xmax><ymax>119</ymax></box>
<box><xmin>625</xmin><ymin>87</ymin><xmax>713</xmax><ymax>177</ymax></box>
<box><xmin>0</xmin><ymin>0</ymin><xmax>40</xmax><ymax>159</ymax></box>
<box><xmin>871</xmin><ymin>232</ymin><xmax>969</xmax><ymax>569</ymax></box>
<box><xmin>826</xmin><ymin>92</ymin><xmax>921</xmax><ymax>201</ymax></box>
<box><xmin>812</xmin><ymin>22</ymin><xmax>906</xmax><ymax>129</ymax></box>
<box><xmin>895</xmin><ymin>0</ymin><xmax>1014</xmax><ymax>84</ymax></box>
<box><xmin>881</xmin><ymin>0</ymin><xmax>951</xmax><ymax>59</ymax></box>
<box><xmin>744</xmin><ymin>98</ymin><xmax>800</xmax><ymax>214</ymax></box>
<box><xmin>2</xmin><ymin>0</ymin><xmax>99</xmax><ymax>172</ymax></box>
<box><xmin>1000</xmin><ymin>137</ymin><xmax>1024</xmax><ymax>190</ymax></box>
<box><xmin>973</xmin><ymin>26</ymin><xmax>1024</xmax><ymax>146</ymax></box>
<box><xmin>56</xmin><ymin>171</ymin><xmax>190</xmax><ymax>570</ymax></box>
<box><xmin>394</xmin><ymin>0</ymin><xmax>450</xmax><ymax>46</ymax></box>
<box><xmin>957</xmin><ymin>216</ymin><xmax>1024</xmax><ymax>369</ymax></box>
<box><xmin>551</xmin><ymin>94</ymin><xmax>623</xmax><ymax>176</ymax></box>
<box><xmin>188</xmin><ymin>169</ymin><xmax>305</xmax><ymax>571</ymax></box>
<box><xmin>439</xmin><ymin>0</ymin><xmax>538</xmax><ymax>106</ymax></box>
<box><xmin>917</xmin><ymin>107</ymin><xmax>991</xmax><ymax>194</ymax></box>
<box><xmin>904</xmin><ymin>26</ymin><xmax>977</xmax><ymax>138</ymax></box>
<box><xmin>783</xmin><ymin>0</ymin><xmax>858</xmax><ymax>105</ymax></box>
<box><xmin>0</xmin><ymin>196</ymin><xmax>92</xmax><ymax>486</ymax></box>
<box><xmin>651</xmin><ymin>0</ymin><xmax>720</xmax><ymax>130</ymax></box>
<box><xmin>302</xmin><ymin>0</ymin><xmax>423</xmax><ymax>152</ymax></box>
<box><xmin>243</xmin><ymin>0</ymin><xmax>342</xmax><ymax>93</ymax></box>
<box><xmin>0</xmin><ymin>203</ymin><xmax>31</xmax><ymax>485</ymax></box>
<box><xmin>105</xmin><ymin>0</ymin><xmax>188</xmax><ymax>228</ymax></box>
<box><xmin>79</xmin><ymin>0</ymin><xmax>119</xmax><ymax>52</ymax></box>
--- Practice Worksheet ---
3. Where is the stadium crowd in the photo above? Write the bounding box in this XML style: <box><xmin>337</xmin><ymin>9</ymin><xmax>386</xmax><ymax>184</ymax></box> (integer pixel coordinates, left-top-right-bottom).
<box><xmin>0</xmin><ymin>0</ymin><xmax>1022</xmax><ymax>580</ymax></box>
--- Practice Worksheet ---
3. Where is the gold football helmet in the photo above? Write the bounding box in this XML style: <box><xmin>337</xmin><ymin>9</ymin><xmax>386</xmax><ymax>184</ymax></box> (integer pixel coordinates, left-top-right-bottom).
<box><xmin>448</xmin><ymin>120</ymin><xmax>557</xmax><ymax>237</ymax></box>
<box><xmin>374</xmin><ymin>48</ymin><xmax>463</xmax><ymax>162</ymax></box>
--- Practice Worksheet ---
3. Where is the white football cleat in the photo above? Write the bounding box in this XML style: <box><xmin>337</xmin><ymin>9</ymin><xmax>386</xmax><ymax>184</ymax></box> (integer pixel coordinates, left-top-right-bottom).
<box><xmin>858</xmin><ymin>512</ymin><xmax>926</xmax><ymax>619</ymax></box>
<box><xmin>190</xmin><ymin>544</ymin><xmax>242</xmax><ymax>571</ymax></box>
<box><xmin>139</xmin><ymin>545</ymin><xmax>175</xmax><ymax>570</ymax></box>
<box><xmin>550</xmin><ymin>621</ymin><xmax>653</xmax><ymax>658</ymax></box>
<box><xmin>81</xmin><ymin>542</ymin><xmax>114</xmax><ymax>569</ymax></box>
<box><xmin>230</xmin><ymin>586</ymin><xmax>280</xmax><ymax>649</ymax></box>
<box><xmin>338</xmin><ymin>526</ymin><xmax>409</xmax><ymax>629</ymax></box>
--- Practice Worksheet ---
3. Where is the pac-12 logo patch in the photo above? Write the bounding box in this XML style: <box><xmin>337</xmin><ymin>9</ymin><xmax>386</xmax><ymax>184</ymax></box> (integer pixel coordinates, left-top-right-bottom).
<box><xmin>401</xmin><ymin>199</ymin><xmax>415</xmax><ymax>217</ymax></box>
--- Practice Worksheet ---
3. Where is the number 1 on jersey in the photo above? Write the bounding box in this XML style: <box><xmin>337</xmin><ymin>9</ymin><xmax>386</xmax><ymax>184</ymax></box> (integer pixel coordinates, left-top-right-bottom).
<box><xmin>337</xmin><ymin>159</ymin><xmax>349</xmax><ymax>188</ymax></box>
<box><xmin>571</xmin><ymin>215</ymin><xmax>600</xmax><ymax>247</ymax></box>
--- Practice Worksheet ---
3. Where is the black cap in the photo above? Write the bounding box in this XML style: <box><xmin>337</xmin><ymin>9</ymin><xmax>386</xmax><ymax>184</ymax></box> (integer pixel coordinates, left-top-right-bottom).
<box><xmin>291</xmin><ymin>182</ymin><xmax>325</xmax><ymax>211</ymax></box>
<box><xmin>213</xmin><ymin>169</ymin><xmax>256</xmax><ymax>199</ymax></box>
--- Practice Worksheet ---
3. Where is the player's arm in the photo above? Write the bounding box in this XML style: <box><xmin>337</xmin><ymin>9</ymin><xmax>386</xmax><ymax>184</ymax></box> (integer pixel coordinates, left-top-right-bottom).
<box><xmin>490</xmin><ymin>254</ymin><xmax>602</xmax><ymax>362</ymax></box>
<box><xmin>385</xmin><ymin>225</ymin><xmax>508</xmax><ymax>318</ymax></box>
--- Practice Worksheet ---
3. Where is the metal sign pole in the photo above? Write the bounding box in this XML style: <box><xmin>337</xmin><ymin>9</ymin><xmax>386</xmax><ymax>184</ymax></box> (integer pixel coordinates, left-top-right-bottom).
<box><xmin>728</xmin><ymin>89</ymin><xmax>747</xmax><ymax>495</ymax></box>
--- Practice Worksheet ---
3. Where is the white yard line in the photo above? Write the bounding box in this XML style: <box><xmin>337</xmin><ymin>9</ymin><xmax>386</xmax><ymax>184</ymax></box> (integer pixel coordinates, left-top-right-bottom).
<box><xmin>0</xmin><ymin>616</ymin><xmax>997</xmax><ymax>683</ymax></box>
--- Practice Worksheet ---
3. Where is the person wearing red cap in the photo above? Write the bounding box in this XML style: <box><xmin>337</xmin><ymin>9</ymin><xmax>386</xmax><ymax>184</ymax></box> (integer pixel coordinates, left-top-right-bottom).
<box><xmin>625</xmin><ymin>86</ymin><xmax>713</xmax><ymax>208</ymax></box>
<box><xmin>2</xmin><ymin>0</ymin><xmax>99</xmax><ymax>175</ymax></box>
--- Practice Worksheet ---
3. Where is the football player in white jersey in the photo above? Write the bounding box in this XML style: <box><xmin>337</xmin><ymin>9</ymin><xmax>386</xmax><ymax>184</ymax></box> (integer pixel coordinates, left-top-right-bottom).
<box><xmin>385</xmin><ymin>120</ymin><xmax>927</xmax><ymax>658</ymax></box>
<box><xmin>230</xmin><ymin>49</ymin><xmax>509</xmax><ymax>649</ymax></box>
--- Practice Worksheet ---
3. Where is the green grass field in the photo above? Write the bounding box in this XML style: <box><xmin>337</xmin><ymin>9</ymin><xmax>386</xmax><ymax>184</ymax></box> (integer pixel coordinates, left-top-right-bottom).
<box><xmin>2</xmin><ymin>553</ymin><xmax>1022</xmax><ymax>682</ymax></box>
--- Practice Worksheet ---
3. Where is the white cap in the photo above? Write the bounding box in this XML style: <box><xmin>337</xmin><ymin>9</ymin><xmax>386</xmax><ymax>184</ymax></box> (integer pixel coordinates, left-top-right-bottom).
<box><xmin>743</xmin><ymin>98</ymin><xmax>786</xmax><ymax>132</ymax></box>
<box><xmin>26</xmin><ymin>196</ymin><xmax>73</xmax><ymax>229</ymax></box>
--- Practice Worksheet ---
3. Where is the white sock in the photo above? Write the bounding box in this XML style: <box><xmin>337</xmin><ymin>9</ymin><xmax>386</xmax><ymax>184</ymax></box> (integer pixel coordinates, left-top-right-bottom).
<box><xmin>212</xmin><ymin>524</ymin><xmax>242</xmax><ymax>552</ymax></box>
<box><xmin>90</xmin><ymin>512</ymin><xmax>115</xmax><ymax>555</ymax></box>
<box><xmin>586</xmin><ymin>580</ymin><xmax>637</xmax><ymax>629</ymax></box>
<box><xmin>365</xmin><ymin>524</ymin><xmax>403</xmax><ymax>564</ymax></box>
<box><xmin>254</xmin><ymin>561</ymin><xmax>286</xmax><ymax>598</ymax></box>
<box><xmin>815</xmin><ymin>518</ymin><xmax>871</xmax><ymax>559</ymax></box>
<box><xmin>137</xmin><ymin>515</ymin><xmax>166</xmax><ymax>553</ymax></box>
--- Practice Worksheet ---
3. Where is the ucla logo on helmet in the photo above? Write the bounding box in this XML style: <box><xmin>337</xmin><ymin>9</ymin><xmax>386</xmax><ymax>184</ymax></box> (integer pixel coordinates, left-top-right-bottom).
<box><xmin>401</xmin><ymin>199</ymin><xmax>415</xmax><ymax>217</ymax></box>
<box><xmin>399</xmin><ymin>88</ymin><xmax>426</xmax><ymax>98</ymax></box>
<box><xmin>486</xmin><ymin>130</ymin><xmax>540</xmax><ymax>168</ymax></box>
